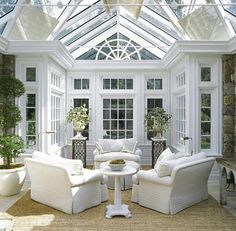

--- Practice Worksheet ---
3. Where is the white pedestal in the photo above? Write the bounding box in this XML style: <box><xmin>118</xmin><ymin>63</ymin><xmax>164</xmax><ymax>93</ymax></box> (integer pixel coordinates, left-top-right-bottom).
<box><xmin>106</xmin><ymin>204</ymin><xmax>131</xmax><ymax>218</ymax></box>
<box><xmin>101</xmin><ymin>166</ymin><xmax>136</xmax><ymax>219</ymax></box>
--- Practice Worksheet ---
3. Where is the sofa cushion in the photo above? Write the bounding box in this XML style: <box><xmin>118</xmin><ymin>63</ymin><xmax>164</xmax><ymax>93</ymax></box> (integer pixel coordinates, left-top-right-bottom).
<box><xmin>156</xmin><ymin>152</ymin><xmax>206</xmax><ymax>177</ymax></box>
<box><xmin>121</xmin><ymin>139</ymin><xmax>137</xmax><ymax>154</ymax></box>
<box><xmin>32</xmin><ymin>151</ymin><xmax>84</xmax><ymax>175</ymax></box>
<box><xmin>97</xmin><ymin>139</ymin><xmax>124</xmax><ymax>153</ymax></box>
<box><xmin>94</xmin><ymin>152</ymin><xmax>141</xmax><ymax>162</ymax></box>
<box><xmin>96</xmin><ymin>140</ymin><xmax>111</xmax><ymax>153</ymax></box>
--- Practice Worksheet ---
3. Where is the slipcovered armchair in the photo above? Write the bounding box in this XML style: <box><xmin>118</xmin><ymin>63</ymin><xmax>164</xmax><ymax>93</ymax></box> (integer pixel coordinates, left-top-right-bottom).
<box><xmin>25</xmin><ymin>152</ymin><xmax>108</xmax><ymax>214</ymax></box>
<box><xmin>93</xmin><ymin>138</ymin><xmax>142</xmax><ymax>189</ymax></box>
<box><xmin>131</xmin><ymin>151</ymin><xmax>215</xmax><ymax>214</ymax></box>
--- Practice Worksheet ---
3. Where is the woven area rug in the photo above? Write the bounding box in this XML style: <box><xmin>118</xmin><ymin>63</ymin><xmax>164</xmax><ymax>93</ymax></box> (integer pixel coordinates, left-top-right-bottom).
<box><xmin>0</xmin><ymin>190</ymin><xmax>236</xmax><ymax>231</ymax></box>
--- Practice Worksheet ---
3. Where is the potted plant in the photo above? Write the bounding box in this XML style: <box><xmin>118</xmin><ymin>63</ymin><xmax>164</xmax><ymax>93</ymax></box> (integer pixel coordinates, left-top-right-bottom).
<box><xmin>0</xmin><ymin>75</ymin><xmax>26</xmax><ymax>196</ymax></box>
<box><xmin>145</xmin><ymin>107</ymin><xmax>172</xmax><ymax>139</ymax></box>
<box><xmin>66</xmin><ymin>104</ymin><xmax>90</xmax><ymax>138</ymax></box>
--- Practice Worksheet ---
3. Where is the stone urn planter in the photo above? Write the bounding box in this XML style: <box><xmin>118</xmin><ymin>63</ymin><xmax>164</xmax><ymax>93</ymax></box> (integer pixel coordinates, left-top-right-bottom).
<box><xmin>0</xmin><ymin>165</ymin><xmax>26</xmax><ymax>196</ymax></box>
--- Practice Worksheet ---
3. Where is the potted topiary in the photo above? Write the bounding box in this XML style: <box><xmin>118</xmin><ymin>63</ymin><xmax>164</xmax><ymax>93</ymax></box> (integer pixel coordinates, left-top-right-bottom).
<box><xmin>0</xmin><ymin>75</ymin><xmax>26</xmax><ymax>196</ymax></box>
<box><xmin>145</xmin><ymin>107</ymin><xmax>172</xmax><ymax>139</ymax></box>
<box><xmin>66</xmin><ymin>104</ymin><xmax>90</xmax><ymax>138</ymax></box>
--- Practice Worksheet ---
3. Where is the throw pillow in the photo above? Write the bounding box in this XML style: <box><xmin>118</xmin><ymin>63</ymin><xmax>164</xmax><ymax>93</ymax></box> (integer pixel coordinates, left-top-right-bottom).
<box><xmin>68</xmin><ymin>162</ymin><xmax>84</xmax><ymax>175</ymax></box>
<box><xmin>121</xmin><ymin>139</ymin><xmax>137</xmax><ymax>154</ymax></box>
<box><xmin>157</xmin><ymin>148</ymin><xmax>175</xmax><ymax>162</ymax></box>
<box><xmin>96</xmin><ymin>140</ymin><xmax>111</xmax><ymax>153</ymax></box>
<box><xmin>154</xmin><ymin>148</ymin><xmax>175</xmax><ymax>173</ymax></box>
<box><xmin>156</xmin><ymin>152</ymin><xmax>207</xmax><ymax>177</ymax></box>
<box><xmin>108</xmin><ymin>139</ymin><xmax>124</xmax><ymax>152</ymax></box>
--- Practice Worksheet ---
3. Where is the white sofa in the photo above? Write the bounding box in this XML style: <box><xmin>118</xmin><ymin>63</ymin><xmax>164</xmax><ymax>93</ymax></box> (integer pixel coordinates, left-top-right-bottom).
<box><xmin>131</xmin><ymin>150</ymin><xmax>215</xmax><ymax>214</ymax></box>
<box><xmin>93</xmin><ymin>138</ymin><xmax>142</xmax><ymax>189</ymax></box>
<box><xmin>25</xmin><ymin>151</ymin><xmax>108</xmax><ymax>214</ymax></box>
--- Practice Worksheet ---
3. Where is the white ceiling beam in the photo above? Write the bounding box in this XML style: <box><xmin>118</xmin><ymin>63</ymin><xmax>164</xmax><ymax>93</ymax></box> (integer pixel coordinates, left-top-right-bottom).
<box><xmin>70</xmin><ymin>25</ymin><xmax>117</xmax><ymax>59</ymax></box>
<box><xmin>60</xmin><ymin>11</ymin><xmax>109</xmax><ymax>44</ymax></box>
<box><xmin>52</xmin><ymin>0</ymin><xmax>99</xmax><ymax>39</ymax></box>
<box><xmin>119</xmin><ymin>25</ymin><xmax>166</xmax><ymax>58</ymax></box>
<box><xmin>2</xmin><ymin>0</ymin><xmax>26</xmax><ymax>38</ymax></box>
<box><xmin>67</xmin><ymin>16</ymin><xmax>117</xmax><ymax>52</ymax></box>
<box><xmin>154</xmin><ymin>0</ymin><xmax>189</xmax><ymax>40</ymax></box>
<box><xmin>212</xmin><ymin>0</ymin><xmax>235</xmax><ymax>37</ymax></box>
<box><xmin>48</xmin><ymin>0</ymin><xmax>84</xmax><ymax>40</ymax></box>
<box><xmin>120</xmin><ymin>17</ymin><xmax>169</xmax><ymax>52</ymax></box>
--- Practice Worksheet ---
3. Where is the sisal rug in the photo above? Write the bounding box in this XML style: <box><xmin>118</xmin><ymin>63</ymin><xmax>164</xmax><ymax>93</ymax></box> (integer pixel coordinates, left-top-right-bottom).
<box><xmin>0</xmin><ymin>190</ymin><xmax>236</xmax><ymax>231</ymax></box>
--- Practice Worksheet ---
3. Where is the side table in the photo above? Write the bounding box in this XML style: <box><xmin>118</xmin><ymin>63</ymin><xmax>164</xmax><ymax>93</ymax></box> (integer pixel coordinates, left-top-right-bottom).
<box><xmin>101</xmin><ymin>165</ymin><xmax>136</xmax><ymax>218</ymax></box>
<box><xmin>71</xmin><ymin>136</ymin><xmax>87</xmax><ymax>167</ymax></box>
<box><xmin>151</xmin><ymin>137</ymin><xmax>167</xmax><ymax>168</ymax></box>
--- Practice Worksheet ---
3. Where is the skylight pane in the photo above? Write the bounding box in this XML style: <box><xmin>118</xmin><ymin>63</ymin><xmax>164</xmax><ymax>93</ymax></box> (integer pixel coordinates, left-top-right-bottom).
<box><xmin>166</xmin><ymin>0</ymin><xmax>207</xmax><ymax>19</ymax></box>
<box><xmin>0</xmin><ymin>0</ymin><xmax>17</xmax><ymax>18</ymax></box>
<box><xmin>221</xmin><ymin>0</ymin><xmax>236</xmax><ymax>16</ymax></box>
<box><xmin>31</xmin><ymin>0</ymin><xmax>71</xmax><ymax>19</ymax></box>
<box><xmin>0</xmin><ymin>22</ymin><xmax>7</xmax><ymax>34</ymax></box>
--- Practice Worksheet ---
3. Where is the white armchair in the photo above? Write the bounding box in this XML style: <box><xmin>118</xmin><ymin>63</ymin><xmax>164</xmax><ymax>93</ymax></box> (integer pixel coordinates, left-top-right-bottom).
<box><xmin>93</xmin><ymin>138</ymin><xmax>142</xmax><ymax>189</ymax></box>
<box><xmin>25</xmin><ymin>152</ymin><xmax>108</xmax><ymax>214</ymax></box>
<box><xmin>131</xmin><ymin>152</ymin><xmax>215</xmax><ymax>214</ymax></box>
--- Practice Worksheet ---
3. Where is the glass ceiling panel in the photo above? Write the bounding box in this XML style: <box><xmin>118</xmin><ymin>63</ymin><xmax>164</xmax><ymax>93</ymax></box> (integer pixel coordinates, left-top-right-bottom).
<box><xmin>0</xmin><ymin>22</ymin><xmax>7</xmax><ymax>34</ymax></box>
<box><xmin>30</xmin><ymin>0</ymin><xmax>71</xmax><ymax>19</ymax></box>
<box><xmin>1</xmin><ymin>0</ymin><xmax>235</xmax><ymax>60</ymax></box>
<box><xmin>220</xmin><ymin>0</ymin><xmax>236</xmax><ymax>16</ymax></box>
<box><xmin>64</xmin><ymin>13</ymin><xmax>114</xmax><ymax>46</ymax></box>
<box><xmin>56</xmin><ymin>5</ymin><xmax>106</xmax><ymax>41</ymax></box>
<box><xmin>0</xmin><ymin>0</ymin><xmax>17</xmax><ymax>18</ymax></box>
<box><xmin>165</xmin><ymin>0</ymin><xmax>207</xmax><ymax>19</ymax></box>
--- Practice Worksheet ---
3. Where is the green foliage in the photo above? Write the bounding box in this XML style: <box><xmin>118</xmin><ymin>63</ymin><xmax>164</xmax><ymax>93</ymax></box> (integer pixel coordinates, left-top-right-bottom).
<box><xmin>0</xmin><ymin>76</ymin><xmax>25</xmax><ymax>101</ymax></box>
<box><xmin>0</xmin><ymin>105</ymin><xmax>22</xmax><ymax>129</ymax></box>
<box><xmin>145</xmin><ymin>107</ymin><xmax>172</xmax><ymax>137</ymax></box>
<box><xmin>0</xmin><ymin>135</ymin><xmax>25</xmax><ymax>169</ymax></box>
<box><xmin>66</xmin><ymin>105</ymin><xmax>90</xmax><ymax>130</ymax></box>
<box><xmin>0</xmin><ymin>75</ymin><xmax>25</xmax><ymax>168</ymax></box>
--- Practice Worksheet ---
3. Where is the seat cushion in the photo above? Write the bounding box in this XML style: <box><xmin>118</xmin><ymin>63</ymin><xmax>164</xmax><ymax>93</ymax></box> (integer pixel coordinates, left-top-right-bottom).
<box><xmin>94</xmin><ymin>152</ymin><xmax>141</xmax><ymax>162</ymax></box>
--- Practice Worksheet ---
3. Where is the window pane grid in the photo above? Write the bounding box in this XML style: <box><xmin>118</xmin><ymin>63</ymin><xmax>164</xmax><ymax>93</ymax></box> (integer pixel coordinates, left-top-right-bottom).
<box><xmin>103</xmin><ymin>98</ymin><xmax>133</xmax><ymax>139</ymax></box>
<box><xmin>26</xmin><ymin>94</ymin><xmax>37</xmax><ymax>149</ymax></box>
<box><xmin>103</xmin><ymin>78</ymin><xmax>133</xmax><ymax>90</ymax></box>
<box><xmin>73</xmin><ymin>98</ymin><xmax>90</xmax><ymax>139</ymax></box>
<box><xmin>146</xmin><ymin>98</ymin><xmax>163</xmax><ymax>139</ymax></box>
<box><xmin>51</xmin><ymin>94</ymin><xmax>60</xmax><ymax>145</ymax></box>
<box><xmin>200</xmin><ymin>93</ymin><xmax>211</xmax><ymax>149</ymax></box>
<box><xmin>176</xmin><ymin>95</ymin><xmax>186</xmax><ymax>144</ymax></box>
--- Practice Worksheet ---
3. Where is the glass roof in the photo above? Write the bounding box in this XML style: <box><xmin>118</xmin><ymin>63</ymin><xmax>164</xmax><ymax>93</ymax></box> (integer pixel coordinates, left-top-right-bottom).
<box><xmin>0</xmin><ymin>0</ymin><xmax>236</xmax><ymax>60</ymax></box>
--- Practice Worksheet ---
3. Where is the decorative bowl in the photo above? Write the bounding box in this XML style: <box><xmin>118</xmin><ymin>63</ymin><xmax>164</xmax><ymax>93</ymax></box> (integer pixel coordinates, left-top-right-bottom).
<box><xmin>108</xmin><ymin>162</ymin><xmax>126</xmax><ymax>171</ymax></box>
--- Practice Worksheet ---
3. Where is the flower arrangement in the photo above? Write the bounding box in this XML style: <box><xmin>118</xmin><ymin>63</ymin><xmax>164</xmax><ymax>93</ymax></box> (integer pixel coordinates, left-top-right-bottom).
<box><xmin>66</xmin><ymin>105</ymin><xmax>90</xmax><ymax>137</ymax></box>
<box><xmin>145</xmin><ymin>107</ymin><xmax>172</xmax><ymax>138</ymax></box>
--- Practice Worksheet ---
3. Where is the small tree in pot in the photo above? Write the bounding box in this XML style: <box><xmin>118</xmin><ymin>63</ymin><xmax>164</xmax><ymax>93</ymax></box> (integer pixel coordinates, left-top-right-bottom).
<box><xmin>0</xmin><ymin>75</ymin><xmax>26</xmax><ymax>196</ymax></box>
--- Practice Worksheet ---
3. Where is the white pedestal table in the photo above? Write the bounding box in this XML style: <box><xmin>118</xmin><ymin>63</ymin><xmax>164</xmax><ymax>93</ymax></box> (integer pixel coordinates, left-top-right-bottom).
<box><xmin>101</xmin><ymin>165</ymin><xmax>136</xmax><ymax>218</ymax></box>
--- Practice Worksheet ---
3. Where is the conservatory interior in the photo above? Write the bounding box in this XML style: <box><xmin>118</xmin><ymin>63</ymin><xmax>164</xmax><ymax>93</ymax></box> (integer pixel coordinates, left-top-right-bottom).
<box><xmin>0</xmin><ymin>0</ymin><xmax>236</xmax><ymax>230</ymax></box>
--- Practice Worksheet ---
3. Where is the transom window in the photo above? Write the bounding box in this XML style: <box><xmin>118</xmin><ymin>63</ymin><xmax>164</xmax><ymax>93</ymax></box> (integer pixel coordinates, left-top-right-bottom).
<box><xmin>200</xmin><ymin>93</ymin><xmax>211</xmax><ymax>149</ymax></box>
<box><xmin>26</xmin><ymin>67</ymin><xmax>36</xmax><ymax>82</ymax></box>
<box><xmin>146</xmin><ymin>78</ymin><xmax>162</xmax><ymax>90</ymax></box>
<box><xmin>103</xmin><ymin>78</ymin><xmax>133</xmax><ymax>90</ymax></box>
<box><xmin>103</xmin><ymin>98</ymin><xmax>133</xmax><ymax>139</ymax></box>
<box><xmin>176</xmin><ymin>72</ymin><xmax>185</xmax><ymax>88</ymax></box>
<box><xmin>51</xmin><ymin>72</ymin><xmax>61</xmax><ymax>88</ymax></box>
<box><xmin>74</xmin><ymin>78</ymin><xmax>90</xmax><ymax>90</ymax></box>
<box><xmin>201</xmin><ymin>67</ymin><xmax>211</xmax><ymax>82</ymax></box>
